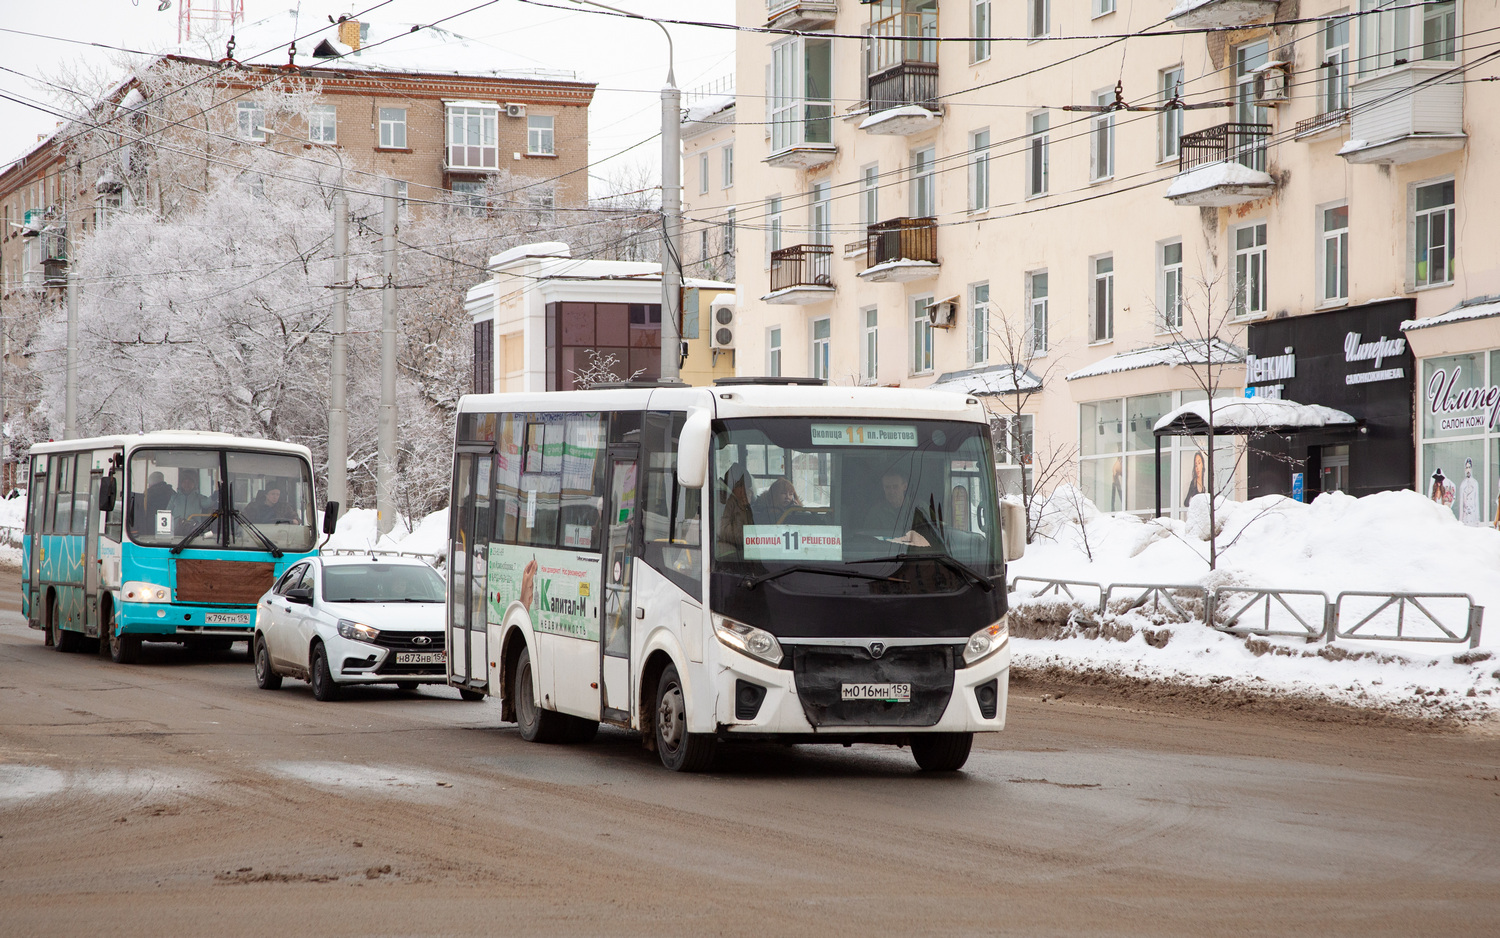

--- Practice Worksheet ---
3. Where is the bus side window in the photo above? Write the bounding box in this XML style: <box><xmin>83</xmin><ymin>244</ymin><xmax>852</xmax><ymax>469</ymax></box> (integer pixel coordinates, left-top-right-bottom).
<box><xmin>641</xmin><ymin>411</ymin><xmax>702</xmax><ymax>595</ymax></box>
<box><xmin>52</xmin><ymin>455</ymin><xmax>74</xmax><ymax>535</ymax></box>
<box><xmin>72</xmin><ymin>463</ymin><xmax>92</xmax><ymax>535</ymax></box>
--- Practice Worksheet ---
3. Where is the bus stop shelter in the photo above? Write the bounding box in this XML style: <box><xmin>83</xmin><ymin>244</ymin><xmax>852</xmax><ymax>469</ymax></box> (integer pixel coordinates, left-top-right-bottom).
<box><xmin>1151</xmin><ymin>398</ymin><xmax>1358</xmax><ymax>517</ymax></box>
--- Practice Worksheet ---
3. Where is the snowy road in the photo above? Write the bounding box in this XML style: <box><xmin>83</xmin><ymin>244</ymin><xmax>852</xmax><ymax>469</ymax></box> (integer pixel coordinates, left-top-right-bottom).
<box><xmin>1</xmin><ymin>579</ymin><xmax>1497</xmax><ymax>936</ymax></box>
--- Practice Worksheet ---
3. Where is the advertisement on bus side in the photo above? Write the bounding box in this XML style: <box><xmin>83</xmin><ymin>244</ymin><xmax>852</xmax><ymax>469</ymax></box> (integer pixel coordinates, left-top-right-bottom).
<box><xmin>488</xmin><ymin>544</ymin><xmax>601</xmax><ymax>641</ymax></box>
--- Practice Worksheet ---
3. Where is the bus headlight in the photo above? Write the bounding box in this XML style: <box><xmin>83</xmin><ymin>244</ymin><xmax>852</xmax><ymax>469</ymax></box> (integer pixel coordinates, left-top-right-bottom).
<box><xmin>122</xmin><ymin>581</ymin><xmax>171</xmax><ymax>602</ymax></box>
<box><xmin>712</xmin><ymin>614</ymin><xmax>783</xmax><ymax>667</ymax></box>
<box><xmin>963</xmin><ymin>618</ymin><xmax>1009</xmax><ymax>667</ymax></box>
<box><xmin>337</xmin><ymin>619</ymin><xmax>381</xmax><ymax>644</ymax></box>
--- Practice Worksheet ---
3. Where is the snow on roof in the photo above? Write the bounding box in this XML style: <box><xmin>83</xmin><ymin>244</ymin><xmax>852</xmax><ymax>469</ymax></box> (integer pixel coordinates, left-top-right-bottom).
<box><xmin>488</xmin><ymin>241</ymin><xmax>571</xmax><ymax>269</ymax></box>
<box><xmin>684</xmin><ymin>278</ymin><xmax>736</xmax><ymax>290</ymax></box>
<box><xmin>859</xmin><ymin>104</ymin><xmax>940</xmax><ymax>132</ymax></box>
<box><xmin>1066</xmin><ymin>338</ymin><xmax>1244</xmax><ymax>381</ymax></box>
<box><xmin>683</xmin><ymin>94</ymin><xmax>735</xmax><ymax>126</ymax></box>
<box><xmin>1402</xmin><ymin>295</ymin><xmax>1500</xmax><ymax>332</ymax></box>
<box><xmin>1154</xmin><ymin>397</ymin><xmax>1357</xmax><ymax>435</ymax></box>
<box><xmin>928</xmin><ymin>363</ymin><xmax>1042</xmax><ymax>396</ymax></box>
<box><xmin>1164</xmin><ymin>161</ymin><xmax>1275</xmax><ymax>199</ymax></box>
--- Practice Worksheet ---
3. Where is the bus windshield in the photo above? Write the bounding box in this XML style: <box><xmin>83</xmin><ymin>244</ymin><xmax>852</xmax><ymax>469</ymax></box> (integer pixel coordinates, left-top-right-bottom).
<box><xmin>710</xmin><ymin>417</ymin><xmax>1003</xmax><ymax>587</ymax></box>
<box><xmin>126</xmin><ymin>447</ymin><xmax>316</xmax><ymax>552</ymax></box>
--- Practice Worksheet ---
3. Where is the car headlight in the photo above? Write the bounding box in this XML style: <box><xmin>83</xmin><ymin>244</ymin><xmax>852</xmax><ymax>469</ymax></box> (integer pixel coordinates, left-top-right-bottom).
<box><xmin>122</xmin><ymin>581</ymin><xmax>171</xmax><ymax>602</ymax></box>
<box><xmin>963</xmin><ymin>618</ymin><xmax>1009</xmax><ymax>667</ymax></box>
<box><xmin>712</xmin><ymin>614</ymin><xmax>783</xmax><ymax>667</ymax></box>
<box><xmin>337</xmin><ymin>619</ymin><xmax>381</xmax><ymax>643</ymax></box>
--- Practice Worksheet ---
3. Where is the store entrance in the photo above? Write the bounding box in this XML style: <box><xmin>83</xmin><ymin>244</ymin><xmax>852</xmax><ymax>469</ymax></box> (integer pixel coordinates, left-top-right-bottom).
<box><xmin>1319</xmin><ymin>444</ymin><xmax>1349</xmax><ymax>494</ymax></box>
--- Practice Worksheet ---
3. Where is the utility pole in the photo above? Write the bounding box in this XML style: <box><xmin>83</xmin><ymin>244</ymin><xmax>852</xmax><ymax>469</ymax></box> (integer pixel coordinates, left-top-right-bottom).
<box><xmin>327</xmin><ymin>192</ymin><xmax>348</xmax><ymax>511</ymax></box>
<box><xmin>660</xmin><ymin>71</ymin><xmax>682</xmax><ymax>382</ymax></box>
<box><xmin>376</xmin><ymin>179</ymin><xmax>397</xmax><ymax>536</ymax></box>
<box><xmin>65</xmin><ymin>266</ymin><xmax>78</xmax><ymax>440</ymax></box>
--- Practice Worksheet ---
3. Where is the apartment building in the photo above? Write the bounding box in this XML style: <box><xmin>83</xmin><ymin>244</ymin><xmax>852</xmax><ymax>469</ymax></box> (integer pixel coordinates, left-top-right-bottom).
<box><xmin>729</xmin><ymin>0</ymin><xmax>1499</xmax><ymax>523</ymax></box>
<box><xmin>682</xmin><ymin>93</ymin><xmax>739</xmax><ymax>285</ymax></box>
<box><xmin>0</xmin><ymin>11</ymin><xmax>595</xmax><ymax>296</ymax></box>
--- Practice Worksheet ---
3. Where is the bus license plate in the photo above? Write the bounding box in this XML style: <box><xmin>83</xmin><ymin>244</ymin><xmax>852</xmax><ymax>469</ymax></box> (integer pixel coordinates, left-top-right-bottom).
<box><xmin>396</xmin><ymin>652</ymin><xmax>445</xmax><ymax>665</ymax></box>
<box><xmin>841</xmin><ymin>682</ymin><xmax>911</xmax><ymax>703</ymax></box>
<box><xmin>204</xmin><ymin>613</ymin><xmax>250</xmax><ymax>625</ymax></box>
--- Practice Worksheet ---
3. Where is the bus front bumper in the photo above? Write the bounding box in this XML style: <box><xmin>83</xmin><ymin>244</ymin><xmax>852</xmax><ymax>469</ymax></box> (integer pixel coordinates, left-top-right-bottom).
<box><xmin>117</xmin><ymin>602</ymin><xmax>256</xmax><ymax>639</ymax></box>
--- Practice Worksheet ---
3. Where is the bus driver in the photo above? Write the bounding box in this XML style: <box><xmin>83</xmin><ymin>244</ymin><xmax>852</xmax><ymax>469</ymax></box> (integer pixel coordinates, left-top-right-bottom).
<box><xmin>168</xmin><ymin>471</ymin><xmax>215</xmax><ymax>530</ymax></box>
<box><xmin>863</xmin><ymin>468</ymin><xmax>929</xmax><ymax>547</ymax></box>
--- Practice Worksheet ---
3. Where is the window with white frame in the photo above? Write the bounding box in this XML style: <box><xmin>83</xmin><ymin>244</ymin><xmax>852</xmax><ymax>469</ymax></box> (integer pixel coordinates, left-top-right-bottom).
<box><xmin>1357</xmin><ymin>0</ymin><xmax>1456</xmax><ymax>76</ymax></box>
<box><xmin>861</xmin><ymin>308</ymin><xmax>879</xmax><ymax>383</ymax></box>
<box><xmin>911</xmin><ymin>294</ymin><xmax>934</xmax><ymax>374</ymax></box>
<box><xmin>767</xmin><ymin>195</ymin><xmax>783</xmax><ymax>264</ymax></box>
<box><xmin>911</xmin><ymin>146</ymin><xmax>935</xmax><ymax>217</ymax></box>
<box><xmin>1027</xmin><ymin>270</ymin><xmax>1049</xmax><ymax>355</ymax></box>
<box><xmin>447</xmin><ymin>105</ymin><xmax>498</xmax><ymax>169</ymax></box>
<box><xmin>993</xmin><ymin>414</ymin><xmax>1034</xmax><ymax>467</ymax></box>
<box><xmin>1321</xmin><ymin>13</ymin><xmax>1351</xmax><ymax>113</ymax></box>
<box><xmin>860</xmin><ymin>163</ymin><xmax>880</xmax><ymax>225</ymax></box>
<box><xmin>698</xmin><ymin>153</ymin><xmax>709</xmax><ymax>194</ymax></box>
<box><xmin>527</xmin><ymin>115</ymin><xmax>554</xmax><ymax>156</ymax></box>
<box><xmin>1413</xmin><ymin>179</ymin><xmax>1455</xmax><ymax>288</ymax></box>
<box><xmin>1234</xmin><ymin>41</ymin><xmax>1269</xmax><ymax>170</ymax></box>
<box><xmin>768</xmin><ymin>327</ymin><xmax>783</xmax><ymax>376</ymax></box>
<box><xmin>378</xmin><ymin>107</ymin><xmax>406</xmax><ymax>148</ymax></box>
<box><xmin>453</xmin><ymin>180</ymin><xmax>486</xmax><ymax>216</ymax></box>
<box><xmin>237</xmin><ymin>101</ymin><xmax>265</xmax><ymax>141</ymax></box>
<box><xmin>810</xmin><ymin>180</ymin><xmax>832</xmax><ymax>245</ymax></box>
<box><xmin>1090</xmin><ymin>91</ymin><xmax>1114</xmax><ymax>180</ymax></box>
<box><xmin>1159</xmin><ymin>67</ymin><xmax>1183</xmax><ymax>162</ymax></box>
<box><xmin>811</xmin><ymin>318</ymin><xmax>831</xmax><ymax>381</ymax></box>
<box><xmin>725</xmin><ymin>208</ymin><xmax>736</xmax><ymax>254</ymax></box>
<box><xmin>970</xmin><ymin>281</ymin><xmax>990</xmax><ymax>365</ymax></box>
<box><xmin>968</xmin><ymin>129</ymin><xmax>990</xmax><ymax>212</ymax></box>
<box><xmin>1159</xmin><ymin>240</ymin><xmax>1184</xmax><ymax>331</ymax></box>
<box><xmin>722</xmin><ymin>145</ymin><xmax>734</xmax><ymax>187</ymax></box>
<box><xmin>1029</xmin><ymin>0</ymin><xmax>1049</xmax><ymax>38</ymax></box>
<box><xmin>1233</xmin><ymin>222</ymin><xmax>1268</xmax><ymax>318</ymax></box>
<box><xmin>308</xmin><ymin>104</ymin><xmax>336</xmax><ymax>144</ymax></box>
<box><xmin>1027</xmin><ymin>112</ymin><xmax>1049</xmax><ymax>197</ymax></box>
<box><xmin>771</xmin><ymin>37</ymin><xmax>833</xmax><ymax>153</ymax></box>
<box><xmin>1321</xmin><ymin>203</ymin><xmax>1349</xmax><ymax>303</ymax></box>
<box><xmin>1091</xmin><ymin>255</ymin><xmax>1114</xmax><ymax>342</ymax></box>
<box><xmin>971</xmin><ymin>0</ymin><xmax>991</xmax><ymax>63</ymax></box>
<box><xmin>1093</xmin><ymin>0</ymin><xmax>1115</xmax><ymax>18</ymax></box>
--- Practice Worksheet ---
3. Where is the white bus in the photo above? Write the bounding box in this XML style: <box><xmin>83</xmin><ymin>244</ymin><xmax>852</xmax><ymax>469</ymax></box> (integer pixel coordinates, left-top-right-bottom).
<box><xmin>446</xmin><ymin>380</ymin><xmax>1024</xmax><ymax>771</ymax></box>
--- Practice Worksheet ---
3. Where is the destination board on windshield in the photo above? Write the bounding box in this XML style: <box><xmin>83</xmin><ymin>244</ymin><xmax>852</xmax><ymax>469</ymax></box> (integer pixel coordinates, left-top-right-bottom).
<box><xmin>810</xmin><ymin>424</ymin><xmax>918</xmax><ymax>447</ymax></box>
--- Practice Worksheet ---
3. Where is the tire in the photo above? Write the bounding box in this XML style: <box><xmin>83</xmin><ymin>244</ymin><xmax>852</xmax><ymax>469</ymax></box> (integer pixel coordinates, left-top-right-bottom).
<box><xmin>253</xmin><ymin>636</ymin><xmax>282</xmax><ymax>690</ymax></box>
<box><xmin>910</xmin><ymin>732</ymin><xmax>974</xmax><ymax>772</ymax></box>
<box><xmin>457</xmin><ymin>687</ymin><xmax>486</xmax><ymax>702</ymax></box>
<box><xmin>654</xmin><ymin>664</ymin><xmax>715</xmax><ymax>772</ymax></box>
<box><xmin>310</xmin><ymin>643</ymin><xmax>340</xmax><ymax>701</ymax></box>
<box><xmin>109</xmin><ymin>620</ymin><xmax>141</xmax><ymax>665</ymax></box>
<box><xmin>199</xmin><ymin>637</ymin><xmax>234</xmax><ymax>654</ymax></box>
<box><xmin>513</xmin><ymin>647</ymin><xmax>565</xmax><ymax>743</ymax></box>
<box><xmin>565</xmin><ymin>716</ymin><xmax>600</xmax><ymax>744</ymax></box>
<box><xmin>395</xmin><ymin>681</ymin><xmax>419</xmax><ymax>692</ymax></box>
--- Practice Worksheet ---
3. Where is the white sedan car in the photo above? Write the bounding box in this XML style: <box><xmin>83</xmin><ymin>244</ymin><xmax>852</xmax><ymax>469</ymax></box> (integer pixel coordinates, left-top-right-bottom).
<box><xmin>252</xmin><ymin>554</ymin><xmax>474</xmax><ymax>701</ymax></box>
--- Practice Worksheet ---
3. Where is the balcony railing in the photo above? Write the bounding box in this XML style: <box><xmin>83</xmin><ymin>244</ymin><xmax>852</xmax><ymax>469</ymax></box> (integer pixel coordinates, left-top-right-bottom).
<box><xmin>1179</xmin><ymin>122</ymin><xmax>1271</xmax><ymax>172</ymax></box>
<box><xmin>866</xmin><ymin>217</ymin><xmax>937</xmax><ymax>267</ymax></box>
<box><xmin>1295</xmin><ymin>108</ymin><xmax>1348</xmax><ymax>139</ymax></box>
<box><xmin>867</xmin><ymin>61</ymin><xmax>939</xmax><ymax>114</ymax></box>
<box><xmin>770</xmin><ymin>243</ymin><xmax>833</xmax><ymax>293</ymax></box>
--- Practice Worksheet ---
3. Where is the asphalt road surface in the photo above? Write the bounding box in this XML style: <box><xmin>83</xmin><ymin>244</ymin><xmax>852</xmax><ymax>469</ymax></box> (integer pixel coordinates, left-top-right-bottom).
<box><xmin>2</xmin><ymin>578</ymin><xmax>1498</xmax><ymax>937</ymax></box>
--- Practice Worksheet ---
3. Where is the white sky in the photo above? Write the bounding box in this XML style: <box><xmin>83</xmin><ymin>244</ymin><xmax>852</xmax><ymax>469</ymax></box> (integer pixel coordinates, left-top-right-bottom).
<box><xmin>0</xmin><ymin>0</ymin><xmax>736</xmax><ymax>197</ymax></box>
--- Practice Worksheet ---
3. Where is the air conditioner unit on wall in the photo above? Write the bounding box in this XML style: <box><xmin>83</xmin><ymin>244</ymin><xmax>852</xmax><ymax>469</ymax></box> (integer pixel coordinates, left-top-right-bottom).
<box><xmin>1253</xmin><ymin>63</ymin><xmax>1290</xmax><ymax>106</ymax></box>
<box><xmin>710</xmin><ymin>297</ymin><xmax>736</xmax><ymax>350</ymax></box>
<box><xmin>504</xmin><ymin>103</ymin><xmax>527</xmax><ymax>118</ymax></box>
<box><xmin>927</xmin><ymin>296</ymin><xmax>958</xmax><ymax>329</ymax></box>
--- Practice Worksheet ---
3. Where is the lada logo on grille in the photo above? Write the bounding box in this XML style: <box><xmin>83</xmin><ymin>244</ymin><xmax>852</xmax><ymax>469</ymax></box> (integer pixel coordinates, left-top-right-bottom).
<box><xmin>868</xmin><ymin>642</ymin><xmax>886</xmax><ymax>659</ymax></box>
<box><xmin>412</xmin><ymin>635</ymin><xmax>433</xmax><ymax>646</ymax></box>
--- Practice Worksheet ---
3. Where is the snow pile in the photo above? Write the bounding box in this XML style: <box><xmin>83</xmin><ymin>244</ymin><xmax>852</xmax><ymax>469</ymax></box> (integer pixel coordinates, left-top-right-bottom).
<box><xmin>1165</xmin><ymin>161</ymin><xmax>1274</xmax><ymax>200</ymax></box>
<box><xmin>0</xmin><ymin>496</ymin><xmax>25</xmax><ymax>566</ymax></box>
<box><xmin>1011</xmin><ymin>487</ymin><xmax>1500</xmax><ymax>718</ymax></box>
<box><xmin>322</xmin><ymin>507</ymin><xmax>449</xmax><ymax>561</ymax></box>
<box><xmin>1154</xmin><ymin>397</ymin><xmax>1356</xmax><ymax>432</ymax></box>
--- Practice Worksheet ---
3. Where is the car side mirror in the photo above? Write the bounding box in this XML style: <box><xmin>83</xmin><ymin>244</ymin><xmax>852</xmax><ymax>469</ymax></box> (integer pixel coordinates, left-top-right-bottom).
<box><xmin>286</xmin><ymin>586</ymin><xmax>314</xmax><ymax>605</ymax></box>
<box><xmin>98</xmin><ymin>475</ymin><xmax>118</xmax><ymax>514</ymax></box>
<box><xmin>676</xmin><ymin>408</ymin><xmax>711</xmax><ymax>489</ymax></box>
<box><xmin>322</xmin><ymin>501</ymin><xmax>339</xmax><ymax>535</ymax></box>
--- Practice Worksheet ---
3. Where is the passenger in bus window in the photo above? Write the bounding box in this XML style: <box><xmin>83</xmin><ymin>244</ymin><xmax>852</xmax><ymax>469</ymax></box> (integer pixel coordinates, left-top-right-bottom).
<box><xmin>244</xmin><ymin>484</ymin><xmax>298</xmax><ymax>524</ymax></box>
<box><xmin>716</xmin><ymin>464</ymin><xmax>753</xmax><ymax>557</ymax></box>
<box><xmin>752</xmin><ymin>477</ymin><xmax>800</xmax><ymax>522</ymax></box>
<box><xmin>168</xmin><ymin>472</ymin><xmax>215</xmax><ymax>529</ymax></box>
<box><xmin>863</xmin><ymin>468</ymin><xmax>929</xmax><ymax>547</ymax></box>
<box><xmin>145</xmin><ymin>471</ymin><xmax>175</xmax><ymax>514</ymax></box>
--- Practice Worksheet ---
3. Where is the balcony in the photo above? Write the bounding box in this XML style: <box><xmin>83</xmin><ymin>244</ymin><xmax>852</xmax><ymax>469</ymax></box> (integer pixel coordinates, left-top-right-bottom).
<box><xmin>1165</xmin><ymin>0</ymin><xmax>1279</xmax><ymax>29</ymax></box>
<box><xmin>766</xmin><ymin>0</ymin><xmax>837</xmax><ymax>30</ymax></box>
<box><xmin>1294</xmin><ymin>108</ymin><xmax>1349</xmax><ymax>141</ymax></box>
<box><xmin>858</xmin><ymin>218</ymin><xmax>938</xmax><ymax>283</ymax></box>
<box><xmin>766</xmin><ymin>103</ymin><xmax>837</xmax><ymax>170</ymax></box>
<box><xmin>763</xmin><ymin>244</ymin><xmax>835</xmax><ymax>305</ymax></box>
<box><xmin>1165</xmin><ymin>122</ymin><xmax>1275</xmax><ymax>207</ymax></box>
<box><xmin>1340</xmin><ymin>62</ymin><xmax>1466</xmax><ymax>166</ymax></box>
<box><xmin>861</xmin><ymin>62</ymin><xmax>941</xmax><ymax>136</ymax></box>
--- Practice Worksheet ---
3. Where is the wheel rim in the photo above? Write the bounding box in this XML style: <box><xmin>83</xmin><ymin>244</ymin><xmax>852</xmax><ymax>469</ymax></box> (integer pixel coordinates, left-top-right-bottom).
<box><xmin>657</xmin><ymin>682</ymin><xmax>685</xmax><ymax>752</ymax></box>
<box><xmin>110</xmin><ymin>626</ymin><xmax>121</xmax><ymax>657</ymax></box>
<box><xmin>255</xmin><ymin>642</ymin><xmax>268</xmax><ymax>680</ymax></box>
<box><xmin>516</xmin><ymin>661</ymin><xmax>536</xmax><ymax>727</ymax></box>
<box><xmin>313</xmin><ymin>649</ymin><xmax>326</xmax><ymax>691</ymax></box>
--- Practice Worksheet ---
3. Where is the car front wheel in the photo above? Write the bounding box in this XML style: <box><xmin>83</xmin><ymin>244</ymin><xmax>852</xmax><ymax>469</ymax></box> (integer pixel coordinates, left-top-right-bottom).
<box><xmin>254</xmin><ymin>636</ymin><xmax>282</xmax><ymax>690</ymax></box>
<box><xmin>310</xmin><ymin>643</ymin><xmax>340</xmax><ymax>701</ymax></box>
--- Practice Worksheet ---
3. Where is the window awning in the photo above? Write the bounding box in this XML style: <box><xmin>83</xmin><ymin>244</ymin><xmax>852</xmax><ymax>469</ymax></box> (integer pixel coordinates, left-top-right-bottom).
<box><xmin>1153</xmin><ymin>397</ymin><xmax>1357</xmax><ymax>436</ymax></box>
<box><xmin>928</xmin><ymin>363</ymin><xmax>1041</xmax><ymax>396</ymax></box>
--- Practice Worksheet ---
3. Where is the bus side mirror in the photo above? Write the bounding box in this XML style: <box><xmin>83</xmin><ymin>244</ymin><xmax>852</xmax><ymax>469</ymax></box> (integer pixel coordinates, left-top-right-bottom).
<box><xmin>322</xmin><ymin>501</ymin><xmax>340</xmax><ymax>535</ymax></box>
<box><xmin>1000</xmin><ymin>500</ymin><xmax>1026</xmax><ymax>562</ymax></box>
<box><xmin>98</xmin><ymin>476</ymin><xmax>118</xmax><ymax>514</ymax></box>
<box><xmin>676</xmin><ymin>408</ymin><xmax>711</xmax><ymax>489</ymax></box>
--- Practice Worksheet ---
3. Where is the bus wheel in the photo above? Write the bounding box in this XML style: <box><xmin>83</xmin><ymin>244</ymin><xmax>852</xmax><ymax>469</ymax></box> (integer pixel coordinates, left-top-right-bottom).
<box><xmin>910</xmin><ymin>733</ymin><xmax>974</xmax><ymax>772</ymax></box>
<box><xmin>310</xmin><ymin>643</ymin><xmax>341</xmax><ymax>701</ymax></box>
<box><xmin>395</xmin><ymin>681</ymin><xmax>419</xmax><ymax>692</ymax></box>
<box><xmin>253</xmin><ymin>636</ymin><xmax>282</xmax><ymax>690</ymax></box>
<box><xmin>457</xmin><ymin>688</ymin><xmax>486</xmax><ymax>702</ymax></box>
<box><xmin>514</xmin><ymin>647</ymin><xmax>564</xmax><ymax>743</ymax></box>
<box><xmin>109</xmin><ymin>622</ymin><xmax>141</xmax><ymax>665</ymax></box>
<box><xmin>654</xmin><ymin>664</ymin><xmax>715</xmax><ymax>772</ymax></box>
<box><xmin>50</xmin><ymin>598</ymin><xmax>82</xmax><ymax>653</ymax></box>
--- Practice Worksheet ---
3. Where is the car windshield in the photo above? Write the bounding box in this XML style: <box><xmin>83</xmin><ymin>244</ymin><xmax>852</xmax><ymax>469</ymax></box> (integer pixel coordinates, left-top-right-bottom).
<box><xmin>710</xmin><ymin>417</ymin><xmax>1003</xmax><ymax>591</ymax></box>
<box><xmin>127</xmin><ymin>447</ymin><xmax>315</xmax><ymax>552</ymax></box>
<box><xmin>322</xmin><ymin>563</ymin><xmax>445</xmax><ymax>603</ymax></box>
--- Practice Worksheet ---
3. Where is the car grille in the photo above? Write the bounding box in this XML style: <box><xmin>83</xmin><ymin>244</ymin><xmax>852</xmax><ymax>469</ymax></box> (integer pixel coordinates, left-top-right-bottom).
<box><xmin>371</xmin><ymin>631</ymin><xmax>445</xmax><ymax>651</ymax></box>
<box><xmin>787</xmin><ymin>644</ymin><xmax>958</xmax><ymax>728</ymax></box>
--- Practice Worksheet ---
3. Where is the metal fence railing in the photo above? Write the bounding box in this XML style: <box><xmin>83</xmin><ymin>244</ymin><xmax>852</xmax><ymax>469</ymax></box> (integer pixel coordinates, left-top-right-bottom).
<box><xmin>1210</xmin><ymin>587</ymin><xmax>1332</xmax><ymax>643</ymax></box>
<box><xmin>1103</xmin><ymin>583</ymin><xmax>1207</xmax><ymax>621</ymax></box>
<box><xmin>866</xmin><ymin>216</ymin><xmax>937</xmax><ymax>267</ymax></box>
<box><xmin>1009</xmin><ymin>577</ymin><xmax>1104</xmax><ymax>611</ymax></box>
<box><xmin>1178</xmin><ymin>121</ymin><xmax>1271</xmax><ymax>173</ymax></box>
<box><xmin>770</xmin><ymin>243</ymin><xmax>833</xmax><ymax>292</ymax></box>
<box><xmin>1333</xmin><ymin>591</ymin><xmax>1483</xmax><ymax>648</ymax></box>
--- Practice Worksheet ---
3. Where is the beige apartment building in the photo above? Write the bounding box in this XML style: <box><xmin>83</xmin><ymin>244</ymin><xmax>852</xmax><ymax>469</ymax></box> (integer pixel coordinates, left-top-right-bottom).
<box><xmin>727</xmin><ymin>0</ymin><xmax>1499</xmax><ymax>524</ymax></box>
<box><xmin>682</xmin><ymin>93</ymin><xmax>739</xmax><ymax>287</ymax></box>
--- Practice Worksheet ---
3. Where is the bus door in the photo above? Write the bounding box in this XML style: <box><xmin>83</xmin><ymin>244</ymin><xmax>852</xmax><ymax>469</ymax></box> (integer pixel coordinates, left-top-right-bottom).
<box><xmin>448</xmin><ymin>452</ymin><xmax>492</xmax><ymax>691</ymax></box>
<box><xmin>82</xmin><ymin>461</ymin><xmax>103</xmax><ymax>640</ymax></box>
<box><xmin>25</xmin><ymin>456</ymin><xmax>46</xmax><ymax>627</ymax></box>
<box><xmin>599</xmin><ymin>447</ymin><xmax>639</xmax><ymax>723</ymax></box>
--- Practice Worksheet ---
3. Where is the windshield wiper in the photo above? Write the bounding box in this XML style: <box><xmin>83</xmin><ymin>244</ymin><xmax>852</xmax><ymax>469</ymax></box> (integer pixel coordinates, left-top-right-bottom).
<box><xmin>170</xmin><ymin>511</ymin><xmax>220</xmax><ymax>554</ymax></box>
<box><xmin>742</xmin><ymin>565</ymin><xmax>904</xmax><ymax>590</ymax></box>
<box><xmin>230</xmin><ymin>511</ymin><xmax>285</xmax><ymax>558</ymax></box>
<box><xmin>849</xmin><ymin>554</ymin><xmax>995</xmax><ymax>593</ymax></box>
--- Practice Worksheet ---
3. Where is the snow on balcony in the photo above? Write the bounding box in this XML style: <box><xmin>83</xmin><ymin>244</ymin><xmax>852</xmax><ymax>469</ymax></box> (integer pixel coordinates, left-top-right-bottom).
<box><xmin>859</xmin><ymin>104</ymin><xmax>941</xmax><ymax>137</ymax></box>
<box><xmin>1340</xmin><ymin>62</ymin><xmax>1466</xmax><ymax>166</ymax></box>
<box><xmin>764</xmin><ymin>143</ymin><xmax>838</xmax><ymax>170</ymax></box>
<box><xmin>1165</xmin><ymin>160</ymin><xmax>1275</xmax><ymax>208</ymax></box>
<box><xmin>1165</xmin><ymin>0</ymin><xmax>1279</xmax><ymax>29</ymax></box>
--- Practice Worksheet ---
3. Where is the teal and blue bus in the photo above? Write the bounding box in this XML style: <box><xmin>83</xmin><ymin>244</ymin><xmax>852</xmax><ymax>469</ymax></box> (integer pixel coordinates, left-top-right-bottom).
<box><xmin>22</xmin><ymin>432</ymin><xmax>326</xmax><ymax>663</ymax></box>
